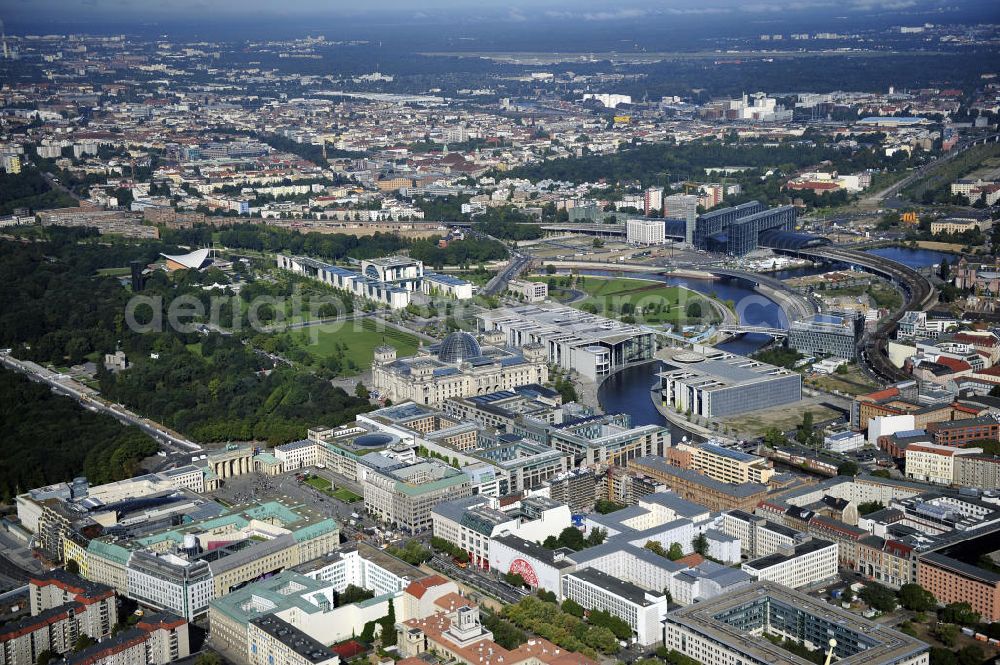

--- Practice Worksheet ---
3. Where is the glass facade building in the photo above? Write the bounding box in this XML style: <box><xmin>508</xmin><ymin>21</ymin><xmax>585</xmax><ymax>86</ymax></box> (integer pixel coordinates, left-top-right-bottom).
<box><xmin>690</xmin><ymin>201</ymin><xmax>798</xmax><ymax>256</ymax></box>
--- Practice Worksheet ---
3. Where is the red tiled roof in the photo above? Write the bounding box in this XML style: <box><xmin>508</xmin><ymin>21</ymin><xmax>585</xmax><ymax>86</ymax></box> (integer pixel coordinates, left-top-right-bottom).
<box><xmin>434</xmin><ymin>592</ymin><xmax>470</xmax><ymax>611</ymax></box>
<box><xmin>405</xmin><ymin>575</ymin><xmax>449</xmax><ymax>599</ymax></box>
<box><xmin>936</xmin><ymin>357</ymin><xmax>972</xmax><ymax>373</ymax></box>
<box><xmin>954</xmin><ymin>333</ymin><xmax>999</xmax><ymax>348</ymax></box>
<box><xmin>861</xmin><ymin>387</ymin><xmax>900</xmax><ymax>402</ymax></box>
<box><xmin>908</xmin><ymin>444</ymin><xmax>955</xmax><ymax>456</ymax></box>
<box><xmin>674</xmin><ymin>553</ymin><xmax>705</xmax><ymax>567</ymax></box>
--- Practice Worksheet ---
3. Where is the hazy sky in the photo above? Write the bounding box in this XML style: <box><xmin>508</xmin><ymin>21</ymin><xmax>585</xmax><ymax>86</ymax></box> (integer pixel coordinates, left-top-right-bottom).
<box><xmin>1</xmin><ymin>0</ymin><xmax>987</xmax><ymax>20</ymax></box>
<box><xmin>1</xmin><ymin>0</ymin><xmax>996</xmax><ymax>38</ymax></box>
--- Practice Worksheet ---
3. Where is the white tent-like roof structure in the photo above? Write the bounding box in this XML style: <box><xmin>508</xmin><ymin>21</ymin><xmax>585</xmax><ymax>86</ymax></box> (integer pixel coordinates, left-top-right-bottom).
<box><xmin>161</xmin><ymin>248</ymin><xmax>213</xmax><ymax>270</ymax></box>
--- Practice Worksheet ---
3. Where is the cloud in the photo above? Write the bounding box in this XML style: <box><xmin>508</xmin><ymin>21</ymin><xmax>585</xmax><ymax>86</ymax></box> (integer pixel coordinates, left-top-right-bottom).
<box><xmin>507</xmin><ymin>7</ymin><xmax>527</xmax><ymax>21</ymax></box>
<box><xmin>581</xmin><ymin>8</ymin><xmax>648</xmax><ymax>20</ymax></box>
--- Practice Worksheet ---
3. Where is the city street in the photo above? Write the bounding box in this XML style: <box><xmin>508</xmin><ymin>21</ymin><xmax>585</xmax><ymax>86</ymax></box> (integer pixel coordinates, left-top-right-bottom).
<box><xmin>427</xmin><ymin>554</ymin><xmax>528</xmax><ymax>605</ymax></box>
<box><xmin>0</xmin><ymin>351</ymin><xmax>201</xmax><ymax>453</ymax></box>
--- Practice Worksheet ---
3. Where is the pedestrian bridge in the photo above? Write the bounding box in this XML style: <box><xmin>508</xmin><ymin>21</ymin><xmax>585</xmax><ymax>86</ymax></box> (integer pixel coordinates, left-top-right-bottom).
<box><xmin>716</xmin><ymin>324</ymin><xmax>788</xmax><ymax>339</ymax></box>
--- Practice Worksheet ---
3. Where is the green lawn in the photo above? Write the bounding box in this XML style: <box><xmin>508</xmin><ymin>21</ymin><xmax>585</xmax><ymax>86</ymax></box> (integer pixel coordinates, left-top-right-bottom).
<box><xmin>304</xmin><ymin>476</ymin><xmax>360</xmax><ymax>502</ymax></box>
<box><xmin>96</xmin><ymin>267</ymin><xmax>132</xmax><ymax>277</ymax></box>
<box><xmin>284</xmin><ymin>318</ymin><xmax>422</xmax><ymax>370</ymax></box>
<box><xmin>305</xmin><ymin>476</ymin><xmax>332</xmax><ymax>491</ymax></box>
<box><xmin>529</xmin><ymin>275</ymin><xmax>720</xmax><ymax>325</ymax></box>
<box><xmin>331</xmin><ymin>487</ymin><xmax>362</xmax><ymax>503</ymax></box>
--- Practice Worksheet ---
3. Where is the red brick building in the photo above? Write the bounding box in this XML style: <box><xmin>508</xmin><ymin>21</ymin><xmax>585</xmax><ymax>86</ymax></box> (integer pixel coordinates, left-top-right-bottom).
<box><xmin>918</xmin><ymin>552</ymin><xmax>1000</xmax><ymax>622</ymax></box>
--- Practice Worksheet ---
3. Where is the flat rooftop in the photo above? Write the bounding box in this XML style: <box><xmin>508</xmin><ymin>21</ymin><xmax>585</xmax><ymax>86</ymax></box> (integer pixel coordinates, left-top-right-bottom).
<box><xmin>659</xmin><ymin>348</ymin><xmax>797</xmax><ymax>391</ymax></box>
<box><xmin>250</xmin><ymin>614</ymin><xmax>336</xmax><ymax>664</ymax></box>
<box><xmin>743</xmin><ymin>538</ymin><xmax>835</xmax><ymax>572</ymax></box>
<box><xmin>665</xmin><ymin>581</ymin><xmax>928</xmax><ymax>665</ymax></box>
<box><xmin>567</xmin><ymin>567</ymin><xmax>658</xmax><ymax>606</ymax></box>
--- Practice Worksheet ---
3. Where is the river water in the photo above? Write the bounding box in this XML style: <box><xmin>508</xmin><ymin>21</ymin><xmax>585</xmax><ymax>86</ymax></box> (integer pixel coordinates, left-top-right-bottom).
<box><xmin>864</xmin><ymin>246</ymin><xmax>958</xmax><ymax>269</ymax></box>
<box><xmin>593</xmin><ymin>245</ymin><xmax>952</xmax><ymax>436</ymax></box>
<box><xmin>586</xmin><ymin>268</ymin><xmax>792</xmax><ymax>437</ymax></box>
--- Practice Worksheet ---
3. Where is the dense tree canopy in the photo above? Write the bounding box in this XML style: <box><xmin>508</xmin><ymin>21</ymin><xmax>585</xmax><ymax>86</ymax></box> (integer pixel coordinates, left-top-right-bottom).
<box><xmin>99</xmin><ymin>332</ymin><xmax>373</xmax><ymax>445</ymax></box>
<box><xmin>0</xmin><ymin>167</ymin><xmax>77</xmax><ymax>215</ymax></box>
<box><xmin>162</xmin><ymin>222</ymin><xmax>508</xmax><ymax>267</ymax></box>
<box><xmin>0</xmin><ymin>369</ymin><xmax>159</xmax><ymax>500</ymax></box>
<box><xmin>0</xmin><ymin>233</ymin><xmax>375</xmax><ymax>448</ymax></box>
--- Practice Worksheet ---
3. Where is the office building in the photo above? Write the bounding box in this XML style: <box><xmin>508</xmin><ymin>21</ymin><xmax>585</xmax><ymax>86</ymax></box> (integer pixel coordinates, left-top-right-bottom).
<box><xmin>360</xmin><ymin>255</ymin><xmax>423</xmax><ymax>290</ymax></box>
<box><xmin>277</xmin><ymin>254</ymin><xmax>411</xmax><ymax>309</ymax></box>
<box><xmin>852</xmin><ymin>382</ymin><xmax>963</xmax><ymax>434</ymax></box>
<box><xmin>663</xmin><ymin>194</ymin><xmax>698</xmax><ymax>245</ymax></box>
<box><xmin>926</xmin><ymin>415</ymin><xmax>1000</xmax><ymax>447</ymax></box>
<box><xmin>431</xmin><ymin>495</ymin><xmax>570</xmax><ymax>570</ymax></box>
<box><xmin>626</xmin><ymin>218</ymin><xmax>666</xmax><ymax>245</ymax></box>
<box><xmin>788</xmin><ymin>312</ymin><xmax>860</xmax><ymax>360</ymax></box>
<box><xmin>361</xmin><ymin>457</ymin><xmax>472</xmax><ymax>533</ymax></box>
<box><xmin>77</xmin><ymin>502</ymin><xmax>339</xmax><ymax>620</ymax></box>
<box><xmin>658</xmin><ymin>349</ymin><xmax>801</xmax><ymax>419</ymax></box>
<box><xmin>547</xmin><ymin>413</ymin><xmax>670</xmax><ymax>467</ymax></box>
<box><xmin>663</xmin><ymin>581</ymin><xmax>929</xmax><ymax>665</ymax></box>
<box><xmin>954</xmin><ymin>454</ymin><xmax>1000</xmax><ymax>490</ymax></box>
<box><xmin>247</xmin><ymin>614</ymin><xmax>339</xmax><ymax>665</ymax></box>
<box><xmin>643</xmin><ymin>187</ymin><xmax>664</xmax><ymax>216</ymax></box>
<box><xmin>919</xmin><ymin>550</ymin><xmax>1000</xmax><ymax>623</ymax></box>
<box><xmin>278</xmin><ymin>254</ymin><xmax>471</xmax><ymax>309</ymax></box>
<box><xmin>688</xmin><ymin>201</ymin><xmax>797</xmax><ymax>256</ymax></box>
<box><xmin>488</xmin><ymin>534</ymin><xmax>577</xmax><ymax>595</ymax></box>
<box><xmin>741</xmin><ymin>538</ymin><xmax>839</xmax><ymax>589</ymax></box>
<box><xmin>897</xmin><ymin>311</ymin><xmax>959</xmax><ymax>341</ymax></box>
<box><xmin>2</xmin><ymin>153</ymin><xmax>21</xmax><ymax>174</ymax></box>
<box><xmin>211</xmin><ymin>543</ymin><xmax>421</xmax><ymax>662</ymax></box>
<box><xmin>507</xmin><ymin>279</ymin><xmax>548</xmax><ymax>303</ymax></box>
<box><xmin>443</xmin><ymin>384</ymin><xmax>565</xmax><ymax>432</ymax></box>
<box><xmin>904</xmin><ymin>443</ymin><xmax>982</xmax><ymax>484</ymax></box>
<box><xmin>629</xmin><ymin>456</ymin><xmax>769</xmax><ymax>512</ymax></box>
<box><xmin>422</xmin><ymin>272</ymin><xmax>474</xmax><ymax>300</ymax></box>
<box><xmin>668</xmin><ymin>442</ymin><xmax>775</xmax><ymax>485</ymax></box>
<box><xmin>824</xmin><ymin>430</ymin><xmax>866</xmax><ymax>453</ymax></box>
<box><xmin>719</xmin><ymin>511</ymin><xmax>808</xmax><ymax>559</ymax></box>
<box><xmin>546</xmin><ymin>468</ymin><xmax>600</xmax><ymax>513</ymax></box>
<box><xmin>479</xmin><ymin>304</ymin><xmax>656</xmax><ymax>382</ymax></box>
<box><xmin>471</xmin><ymin>438</ymin><xmax>571</xmax><ymax>495</ymax></box>
<box><xmin>561</xmin><ymin>568</ymin><xmax>667</xmax><ymax>646</ymax></box>
<box><xmin>372</xmin><ymin>332</ymin><xmax>548</xmax><ymax>408</ymax></box>
<box><xmin>856</xmin><ymin>536</ymin><xmax>916</xmax><ymax>590</ymax></box>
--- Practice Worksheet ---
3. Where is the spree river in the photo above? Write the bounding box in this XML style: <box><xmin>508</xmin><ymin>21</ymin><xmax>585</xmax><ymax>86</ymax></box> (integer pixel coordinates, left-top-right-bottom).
<box><xmin>864</xmin><ymin>246</ymin><xmax>957</xmax><ymax>269</ymax></box>
<box><xmin>588</xmin><ymin>268</ymin><xmax>788</xmax><ymax>438</ymax></box>
<box><xmin>594</xmin><ymin>246</ymin><xmax>955</xmax><ymax>436</ymax></box>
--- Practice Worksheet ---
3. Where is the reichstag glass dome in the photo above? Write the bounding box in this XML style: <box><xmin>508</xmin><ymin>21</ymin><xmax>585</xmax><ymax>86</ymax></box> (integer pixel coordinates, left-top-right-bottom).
<box><xmin>437</xmin><ymin>331</ymin><xmax>482</xmax><ymax>363</ymax></box>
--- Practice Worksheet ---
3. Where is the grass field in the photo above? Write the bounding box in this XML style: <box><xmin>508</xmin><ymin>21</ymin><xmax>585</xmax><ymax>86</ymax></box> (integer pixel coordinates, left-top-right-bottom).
<box><xmin>722</xmin><ymin>402</ymin><xmax>841</xmax><ymax>439</ymax></box>
<box><xmin>331</xmin><ymin>487</ymin><xmax>362</xmax><ymax>503</ymax></box>
<box><xmin>806</xmin><ymin>365</ymin><xmax>879</xmax><ymax>397</ymax></box>
<box><xmin>304</xmin><ymin>476</ymin><xmax>361</xmax><ymax>502</ymax></box>
<box><xmin>284</xmin><ymin>318</ymin><xmax>422</xmax><ymax>370</ymax></box>
<box><xmin>530</xmin><ymin>275</ymin><xmax>719</xmax><ymax>325</ymax></box>
<box><xmin>96</xmin><ymin>267</ymin><xmax>131</xmax><ymax>277</ymax></box>
<box><xmin>305</xmin><ymin>476</ymin><xmax>332</xmax><ymax>491</ymax></box>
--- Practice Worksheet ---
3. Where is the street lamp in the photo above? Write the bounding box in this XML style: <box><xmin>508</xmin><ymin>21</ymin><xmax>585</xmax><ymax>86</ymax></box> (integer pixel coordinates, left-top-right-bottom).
<box><xmin>824</xmin><ymin>639</ymin><xmax>837</xmax><ymax>665</ymax></box>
